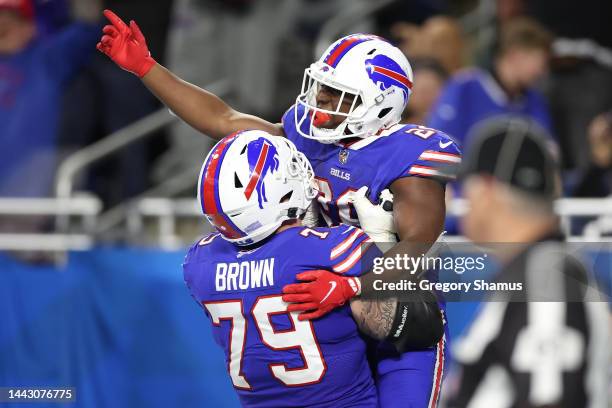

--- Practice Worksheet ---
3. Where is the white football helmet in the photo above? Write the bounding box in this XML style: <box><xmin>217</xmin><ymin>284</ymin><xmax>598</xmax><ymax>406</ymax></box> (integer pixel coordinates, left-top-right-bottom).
<box><xmin>295</xmin><ymin>33</ymin><xmax>414</xmax><ymax>143</ymax></box>
<box><xmin>198</xmin><ymin>130</ymin><xmax>318</xmax><ymax>246</ymax></box>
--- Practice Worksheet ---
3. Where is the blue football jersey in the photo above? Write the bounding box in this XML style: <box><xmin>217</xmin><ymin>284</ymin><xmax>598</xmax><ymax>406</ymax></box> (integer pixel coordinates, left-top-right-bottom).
<box><xmin>282</xmin><ymin>105</ymin><xmax>455</xmax><ymax>406</ymax></box>
<box><xmin>183</xmin><ymin>225</ymin><xmax>381</xmax><ymax>408</ymax></box>
<box><xmin>282</xmin><ymin>104</ymin><xmax>461</xmax><ymax>227</ymax></box>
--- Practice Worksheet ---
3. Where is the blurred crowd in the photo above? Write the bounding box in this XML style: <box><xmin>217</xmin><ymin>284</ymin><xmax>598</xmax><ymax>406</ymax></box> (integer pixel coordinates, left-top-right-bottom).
<box><xmin>1</xmin><ymin>0</ymin><xmax>610</xmax><ymax>234</ymax></box>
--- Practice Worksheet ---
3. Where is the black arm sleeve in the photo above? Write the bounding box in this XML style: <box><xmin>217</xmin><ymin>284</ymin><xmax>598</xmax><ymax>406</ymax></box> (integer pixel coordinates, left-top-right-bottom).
<box><xmin>385</xmin><ymin>289</ymin><xmax>444</xmax><ymax>353</ymax></box>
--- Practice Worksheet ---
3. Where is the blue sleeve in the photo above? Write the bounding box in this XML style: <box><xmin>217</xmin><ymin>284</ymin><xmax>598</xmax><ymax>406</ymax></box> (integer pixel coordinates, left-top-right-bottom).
<box><xmin>302</xmin><ymin>226</ymin><xmax>382</xmax><ymax>277</ymax></box>
<box><xmin>405</xmin><ymin>134</ymin><xmax>462</xmax><ymax>184</ymax></box>
<box><xmin>427</xmin><ymin>79</ymin><xmax>470</xmax><ymax>146</ymax></box>
<box><xmin>182</xmin><ymin>241</ymin><xmax>204</xmax><ymax>308</ymax></box>
<box><xmin>182</xmin><ymin>233</ymin><xmax>221</xmax><ymax>281</ymax></box>
<box><xmin>282</xmin><ymin>104</ymin><xmax>306</xmax><ymax>148</ymax></box>
<box><xmin>182</xmin><ymin>241</ymin><xmax>200</xmax><ymax>267</ymax></box>
<box><xmin>384</xmin><ymin>126</ymin><xmax>462</xmax><ymax>185</ymax></box>
<box><xmin>43</xmin><ymin>22</ymin><xmax>101</xmax><ymax>82</ymax></box>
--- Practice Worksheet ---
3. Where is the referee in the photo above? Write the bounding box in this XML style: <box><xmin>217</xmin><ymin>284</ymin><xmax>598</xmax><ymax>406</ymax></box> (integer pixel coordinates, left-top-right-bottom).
<box><xmin>442</xmin><ymin>117</ymin><xmax>610</xmax><ymax>407</ymax></box>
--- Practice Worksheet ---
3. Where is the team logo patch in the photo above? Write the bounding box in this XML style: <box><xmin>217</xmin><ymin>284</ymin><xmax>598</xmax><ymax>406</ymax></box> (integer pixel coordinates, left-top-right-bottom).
<box><xmin>339</xmin><ymin>149</ymin><xmax>349</xmax><ymax>164</ymax></box>
<box><xmin>244</xmin><ymin>138</ymin><xmax>280</xmax><ymax>209</ymax></box>
<box><xmin>365</xmin><ymin>54</ymin><xmax>412</xmax><ymax>102</ymax></box>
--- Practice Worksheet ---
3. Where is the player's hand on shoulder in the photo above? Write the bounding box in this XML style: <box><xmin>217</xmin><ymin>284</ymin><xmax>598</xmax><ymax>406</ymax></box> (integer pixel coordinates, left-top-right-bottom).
<box><xmin>97</xmin><ymin>10</ymin><xmax>156</xmax><ymax>78</ymax></box>
<box><xmin>282</xmin><ymin>270</ymin><xmax>361</xmax><ymax>321</ymax></box>
<box><xmin>349</xmin><ymin>186</ymin><xmax>397</xmax><ymax>245</ymax></box>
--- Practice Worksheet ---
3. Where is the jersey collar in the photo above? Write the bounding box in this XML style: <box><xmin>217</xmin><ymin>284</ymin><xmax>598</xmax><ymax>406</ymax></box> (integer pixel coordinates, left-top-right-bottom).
<box><xmin>335</xmin><ymin>124</ymin><xmax>404</xmax><ymax>150</ymax></box>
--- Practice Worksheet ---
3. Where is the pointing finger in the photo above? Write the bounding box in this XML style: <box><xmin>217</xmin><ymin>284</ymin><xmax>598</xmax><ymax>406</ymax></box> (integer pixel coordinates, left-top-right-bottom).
<box><xmin>103</xmin><ymin>9</ymin><xmax>128</xmax><ymax>32</ymax></box>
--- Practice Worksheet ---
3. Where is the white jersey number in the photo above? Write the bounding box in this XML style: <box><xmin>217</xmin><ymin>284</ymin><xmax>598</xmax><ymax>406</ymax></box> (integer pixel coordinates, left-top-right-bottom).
<box><xmin>315</xmin><ymin>177</ymin><xmax>359</xmax><ymax>226</ymax></box>
<box><xmin>204</xmin><ymin>296</ymin><xmax>326</xmax><ymax>388</ymax></box>
<box><xmin>252</xmin><ymin>296</ymin><xmax>326</xmax><ymax>386</ymax></box>
<box><xmin>406</xmin><ymin>125</ymin><xmax>437</xmax><ymax>139</ymax></box>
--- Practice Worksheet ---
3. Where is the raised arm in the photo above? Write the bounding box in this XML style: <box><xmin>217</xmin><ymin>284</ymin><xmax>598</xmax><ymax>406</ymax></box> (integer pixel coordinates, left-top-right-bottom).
<box><xmin>97</xmin><ymin>10</ymin><xmax>282</xmax><ymax>140</ymax></box>
<box><xmin>141</xmin><ymin>65</ymin><xmax>282</xmax><ymax>139</ymax></box>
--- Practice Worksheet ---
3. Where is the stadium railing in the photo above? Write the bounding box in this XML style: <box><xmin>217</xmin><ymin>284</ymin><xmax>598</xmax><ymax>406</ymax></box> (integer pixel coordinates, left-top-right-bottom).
<box><xmin>126</xmin><ymin>197</ymin><xmax>612</xmax><ymax>249</ymax></box>
<box><xmin>53</xmin><ymin>79</ymin><xmax>232</xmax><ymax>235</ymax></box>
<box><xmin>0</xmin><ymin>195</ymin><xmax>609</xmax><ymax>252</ymax></box>
<box><xmin>0</xmin><ymin>196</ymin><xmax>101</xmax><ymax>251</ymax></box>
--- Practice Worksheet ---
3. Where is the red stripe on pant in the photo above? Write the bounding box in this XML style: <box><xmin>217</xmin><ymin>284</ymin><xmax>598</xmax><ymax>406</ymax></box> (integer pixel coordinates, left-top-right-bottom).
<box><xmin>428</xmin><ymin>335</ymin><xmax>446</xmax><ymax>408</ymax></box>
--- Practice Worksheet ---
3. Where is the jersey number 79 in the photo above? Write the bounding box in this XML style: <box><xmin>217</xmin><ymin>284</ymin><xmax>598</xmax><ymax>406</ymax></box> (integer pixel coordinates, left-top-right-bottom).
<box><xmin>203</xmin><ymin>296</ymin><xmax>326</xmax><ymax>389</ymax></box>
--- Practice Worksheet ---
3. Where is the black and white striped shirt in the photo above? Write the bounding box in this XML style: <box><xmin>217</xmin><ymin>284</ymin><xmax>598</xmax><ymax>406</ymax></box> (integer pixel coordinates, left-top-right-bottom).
<box><xmin>443</xmin><ymin>236</ymin><xmax>610</xmax><ymax>408</ymax></box>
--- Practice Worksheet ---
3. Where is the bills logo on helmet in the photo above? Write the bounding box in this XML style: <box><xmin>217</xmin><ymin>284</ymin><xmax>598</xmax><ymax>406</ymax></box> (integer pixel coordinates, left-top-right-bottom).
<box><xmin>365</xmin><ymin>54</ymin><xmax>412</xmax><ymax>101</ymax></box>
<box><xmin>244</xmin><ymin>137</ymin><xmax>280</xmax><ymax>209</ymax></box>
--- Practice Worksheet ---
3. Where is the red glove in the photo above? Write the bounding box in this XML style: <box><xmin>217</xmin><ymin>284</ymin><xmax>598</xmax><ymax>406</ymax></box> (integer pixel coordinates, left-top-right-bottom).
<box><xmin>97</xmin><ymin>10</ymin><xmax>156</xmax><ymax>78</ymax></box>
<box><xmin>282</xmin><ymin>270</ymin><xmax>361</xmax><ymax>321</ymax></box>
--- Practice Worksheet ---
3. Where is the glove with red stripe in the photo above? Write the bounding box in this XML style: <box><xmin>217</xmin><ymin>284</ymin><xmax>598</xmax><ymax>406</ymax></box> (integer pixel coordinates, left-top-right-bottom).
<box><xmin>97</xmin><ymin>10</ymin><xmax>156</xmax><ymax>78</ymax></box>
<box><xmin>282</xmin><ymin>270</ymin><xmax>361</xmax><ymax>321</ymax></box>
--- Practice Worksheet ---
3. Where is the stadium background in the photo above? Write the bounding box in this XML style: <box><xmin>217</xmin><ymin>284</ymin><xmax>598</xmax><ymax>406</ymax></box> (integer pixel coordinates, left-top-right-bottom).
<box><xmin>0</xmin><ymin>0</ymin><xmax>610</xmax><ymax>407</ymax></box>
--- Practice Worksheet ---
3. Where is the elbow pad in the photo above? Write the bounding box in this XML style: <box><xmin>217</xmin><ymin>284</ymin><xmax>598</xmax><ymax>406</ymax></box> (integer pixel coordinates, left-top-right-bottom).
<box><xmin>385</xmin><ymin>290</ymin><xmax>444</xmax><ymax>354</ymax></box>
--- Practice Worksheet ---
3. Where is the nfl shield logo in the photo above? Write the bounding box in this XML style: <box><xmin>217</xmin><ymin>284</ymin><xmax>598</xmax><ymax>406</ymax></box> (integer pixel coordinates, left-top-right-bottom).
<box><xmin>339</xmin><ymin>149</ymin><xmax>349</xmax><ymax>164</ymax></box>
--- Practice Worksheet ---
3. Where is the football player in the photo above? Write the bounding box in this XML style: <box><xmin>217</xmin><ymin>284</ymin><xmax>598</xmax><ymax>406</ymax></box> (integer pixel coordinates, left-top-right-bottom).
<box><xmin>99</xmin><ymin>10</ymin><xmax>459</xmax><ymax>407</ymax></box>
<box><xmin>184</xmin><ymin>130</ymin><xmax>441</xmax><ymax>407</ymax></box>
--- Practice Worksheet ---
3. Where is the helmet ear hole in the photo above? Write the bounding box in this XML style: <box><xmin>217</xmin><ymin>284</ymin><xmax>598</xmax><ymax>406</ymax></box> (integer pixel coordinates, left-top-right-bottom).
<box><xmin>354</xmin><ymin>95</ymin><xmax>363</xmax><ymax>108</ymax></box>
<box><xmin>234</xmin><ymin>173</ymin><xmax>243</xmax><ymax>188</ymax></box>
<box><xmin>279</xmin><ymin>191</ymin><xmax>293</xmax><ymax>203</ymax></box>
<box><xmin>378</xmin><ymin>107</ymin><xmax>392</xmax><ymax>119</ymax></box>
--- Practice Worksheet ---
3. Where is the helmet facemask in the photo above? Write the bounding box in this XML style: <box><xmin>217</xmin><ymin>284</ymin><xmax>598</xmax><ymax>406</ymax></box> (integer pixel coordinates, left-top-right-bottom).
<box><xmin>295</xmin><ymin>64</ymin><xmax>371</xmax><ymax>143</ymax></box>
<box><xmin>295</xmin><ymin>36</ymin><xmax>414</xmax><ymax>144</ymax></box>
<box><xmin>281</xmin><ymin>138</ymin><xmax>319</xmax><ymax>209</ymax></box>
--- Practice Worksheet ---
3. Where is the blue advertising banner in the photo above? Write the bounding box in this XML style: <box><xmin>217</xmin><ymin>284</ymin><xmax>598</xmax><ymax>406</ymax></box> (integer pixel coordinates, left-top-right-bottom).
<box><xmin>0</xmin><ymin>248</ymin><xmax>239</xmax><ymax>408</ymax></box>
<box><xmin>0</xmin><ymin>247</ymin><xmax>608</xmax><ymax>407</ymax></box>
